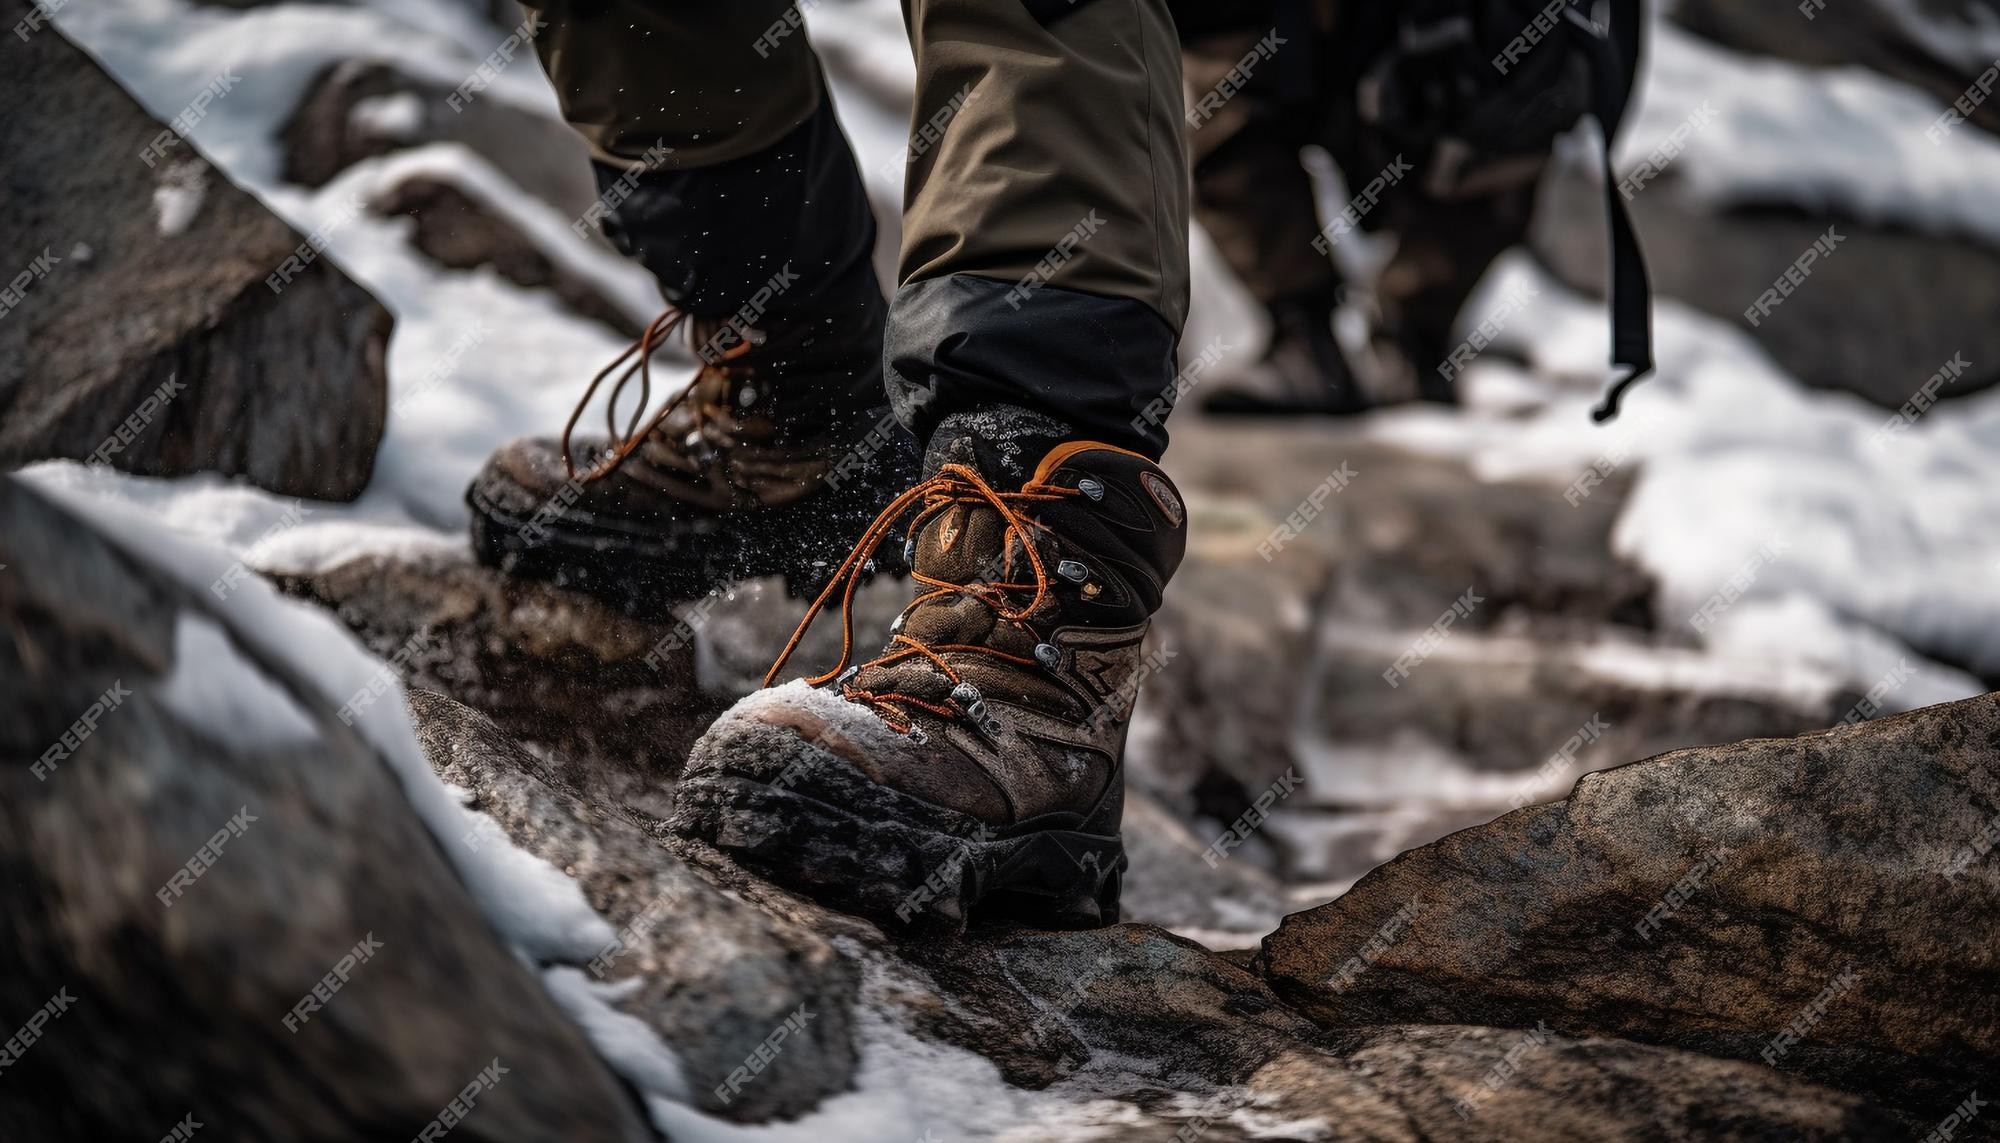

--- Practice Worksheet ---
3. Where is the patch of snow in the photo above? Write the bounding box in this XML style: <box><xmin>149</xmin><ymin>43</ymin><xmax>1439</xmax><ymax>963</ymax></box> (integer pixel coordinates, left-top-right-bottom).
<box><xmin>1370</xmin><ymin>254</ymin><xmax>2000</xmax><ymax>687</ymax></box>
<box><xmin>152</xmin><ymin>161</ymin><xmax>206</xmax><ymax>236</ymax></box>
<box><xmin>349</xmin><ymin>90</ymin><xmax>426</xmax><ymax>140</ymax></box>
<box><xmin>1625</xmin><ymin>21</ymin><xmax>2000</xmax><ymax>246</ymax></box>
<box><xmin>541</xmin><ymin>968</ymin><xmax>692</xmax><ymax>1104</ymax></box>
<box><xmin>155</xmin><ymin>613</ymin><xmax>320</xmax><ymax>748</ymax></box>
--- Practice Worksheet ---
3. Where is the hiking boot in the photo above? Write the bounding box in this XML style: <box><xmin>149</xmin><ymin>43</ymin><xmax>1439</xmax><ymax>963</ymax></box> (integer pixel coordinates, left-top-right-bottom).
<box><xmin>1201</xmin><ymin>288</ymin><xmax>1371</xmax><ymax>417</ymax></box>
<box><xmin>468</xmin><ymin>302</ymin><xmax>919</xmax><ymax>612</ymax></box>
<box><xmin>668</xmin><ymin>409</ymin><xmax>1187</xmax><ymax>934</ymax></box>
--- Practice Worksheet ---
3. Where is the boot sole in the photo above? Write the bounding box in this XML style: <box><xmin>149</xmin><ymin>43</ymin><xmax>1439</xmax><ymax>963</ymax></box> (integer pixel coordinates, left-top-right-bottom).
<box><xmin>667</xmin><ymin>746</ymin><xmax>1124</xmax><ymax>938</ymax></box>
<box><xmin>467</xmin><ymin>432</ymin><xmax>918</xmax><ymax>614</ymax></box>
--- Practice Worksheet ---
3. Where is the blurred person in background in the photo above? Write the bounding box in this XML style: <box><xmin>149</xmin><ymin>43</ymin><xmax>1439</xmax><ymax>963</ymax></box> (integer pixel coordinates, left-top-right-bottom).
<box><xmin>1175</xmin><ymin>0</ymin><xmax>1635</xmax><ymax>415</ymax></box>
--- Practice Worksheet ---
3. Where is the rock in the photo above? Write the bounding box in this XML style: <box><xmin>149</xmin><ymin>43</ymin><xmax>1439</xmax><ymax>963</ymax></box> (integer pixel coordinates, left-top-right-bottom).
<box><xmin>1532</xmin><ymin>163</ymin><xmax>2000</xmax><ymax>408</ymax></box>
<box><xmin>898</xmin><ymin>926</ymin><xmax>1901</xmax><ymax>1139</ymax></box>
<box><xmin>1144</xmin><ymin>426</ymin><xmax>1658</xmax><ymax>813</ymax></box>
<box><xmin>0</xmin><ymin>476</ymin><xmax>650</xmax><ymax>1142</ymax></box>
<box><xmin>0</xmin><ymin>14</ymin><xmax>392</xmax><ymax>500</ymax></box>
<box><xmin>1246</xmin><ymin>1027</ymin><xmax>1902</xmax><ymax>1141</ymax></box>
<box><xmin>273</xmin><ymin>549</ymin><xmax>729</xmax><ymax>810</ymax></box>
<box><xmin>1674</xmin><ymin>0</ymin><xmax>2000</xmax><ymax>136</ymax></box>
<box><xmin>1256</xmin><ymin>693</ymin><xmax>2000</xmax><ymax>1118</ymax></box>
<box><xmin>369</xmin><ymin>174</ymin><xmax>643</xmax><ymax>336</ymax></box>
<box><xmin>18</xmin><ymin>472</ymin><xmax>1924</xmax><ymax>1137</ymax></box>
<box><xmin>282</xmin><ymin>59</ymin><xmax>599</xmax><ymax>221</ymax></box>
<box><xmin>406</xmin><ymin>690</ymin><xmax>862</xmax><ymax>1121</ymax></box>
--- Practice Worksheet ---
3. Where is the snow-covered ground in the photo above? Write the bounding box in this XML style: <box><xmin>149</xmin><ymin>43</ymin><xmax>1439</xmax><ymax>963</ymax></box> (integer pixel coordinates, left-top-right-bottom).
<box><xmin>23</xmin><ymin>0</ymin><xmax>2000</xmax><ymax>1133</ymax></box>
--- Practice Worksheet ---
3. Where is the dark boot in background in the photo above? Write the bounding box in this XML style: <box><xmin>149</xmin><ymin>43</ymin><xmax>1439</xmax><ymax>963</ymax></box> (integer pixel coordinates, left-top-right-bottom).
<box><xmin>1201</xmin><ymin>286</ymin><xmax>1371</xmax><ymax>416</ymax></box>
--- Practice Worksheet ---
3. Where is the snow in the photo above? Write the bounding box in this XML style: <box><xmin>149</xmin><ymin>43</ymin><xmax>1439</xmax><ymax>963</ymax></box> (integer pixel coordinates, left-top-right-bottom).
<box><xmin>151</xmin><ymin>161</ymin><xmax>207</xmax><ymax>237</ymax></box>
<box><xmin>1624</xmin><ymin>23</ymin><xmax>2000</xmax><ymax>247</ymax></box>
<box><xmin>349</xmin><ymin>90</ymin><xmax>426</xmax><ymax>140</ymax></box>
<box><xmin>155</xmin><ymin>613</ymin><xmax>320</xmax><ymax>749</ymax></box>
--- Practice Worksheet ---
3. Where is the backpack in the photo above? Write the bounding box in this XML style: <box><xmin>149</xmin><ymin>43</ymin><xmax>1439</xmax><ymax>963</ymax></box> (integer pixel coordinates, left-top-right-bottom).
<box><xmin>1341</xmin><ymin>0</ymin><xmax>1655</xmax><ymax>420</ymax></box>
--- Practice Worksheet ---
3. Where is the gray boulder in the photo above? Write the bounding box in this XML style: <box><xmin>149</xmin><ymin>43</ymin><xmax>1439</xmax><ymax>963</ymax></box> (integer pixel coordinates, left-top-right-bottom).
<box><xmin>0</xmin><ymin>9</ymin><xmax>391</xmax><ymax>500</ymax></box>
<box><xmin>1532</xmin><ymin>163</ymin><xmax>2000</xmax><ymax>409</ymax></box>
<box><xmin>0</xmin><ymin>476</ymin><xmax>651</xmax><ymax>1141</ymax></box>
<box><xmin>1256</xmin><ymin>693</ymin><xmax>2000</xmax><ymax>1118</ymax></box>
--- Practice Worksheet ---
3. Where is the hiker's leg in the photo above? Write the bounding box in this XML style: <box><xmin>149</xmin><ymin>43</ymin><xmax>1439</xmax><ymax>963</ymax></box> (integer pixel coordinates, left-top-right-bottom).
<box><xmin>1177</xmin><ymin>8</ymin><xmax>1369</xmax><ymax>414</ymax></box>
<box><xmin>888</xmin><ymin>0</ymin><xmax>1191</xmax><ymax>458</ymax></box>
<box><xmin>472</xmin><ymin>3</ymin><xmax>908</xmax><ymax>605</ymax></box>
<box><xmin>1375</xmin><ymin>175</ymin><xmax>1544</xmax><ymax>400</ymax></box>
<box><xmin>520</xmin><ymin>0</ymin><xmax>879</xmax><ymax>330</ymax></box>
<box><xmin>672</xmin><ymin>0</ymin><xmax>1194</xmax><ymax>932</ymax></box>
<box><xmin>1181</xmin><ymin>21</ymin><xmax>1337</xmax><ymax>309</ymax></box>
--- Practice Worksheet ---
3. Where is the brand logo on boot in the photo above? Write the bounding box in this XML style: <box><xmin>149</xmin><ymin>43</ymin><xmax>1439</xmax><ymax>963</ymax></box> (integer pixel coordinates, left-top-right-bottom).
<box><xmin>937</xmin><ymin>506</ymin><xmax>963</xmax><ymax>553</ymax></box>
<box><xmin>1140</xmin><ymin>472</ymin><xmax>1184</xmax><ymax>526</ymax></box>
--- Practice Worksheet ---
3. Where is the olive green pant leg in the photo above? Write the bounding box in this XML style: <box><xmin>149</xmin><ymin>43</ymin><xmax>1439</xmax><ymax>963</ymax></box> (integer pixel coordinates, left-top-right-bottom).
<box><xmin>1181</xmin><ymin>22</ymin><xmax>1339</xmax><ymax>307</ymax></box>
<box><xmin>898</xmin><ymin>0</ymin><xmax>1190</xmax><ymax>328</ymax></box>
<box><xmin>887</xmin><ymin>0</ymin><xmax>1192</xmax><ymax>456</ymax></box>
<box><xmin>518</xmin><ymin>0</ymin><xmax>822</xmax><ymax>170</ymax></box>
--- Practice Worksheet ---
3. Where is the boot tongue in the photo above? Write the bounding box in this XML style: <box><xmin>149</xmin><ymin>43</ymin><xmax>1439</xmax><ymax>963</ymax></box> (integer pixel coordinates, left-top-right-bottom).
<box><xmin>921</xmin><ymin>406</ymin><xmax>1075</xmax><ymax>485</ymax></box>
<box><xmin>852</xmin><ymin>408</ymin><xmax>1071</xmax><ymax>699</ymax></box>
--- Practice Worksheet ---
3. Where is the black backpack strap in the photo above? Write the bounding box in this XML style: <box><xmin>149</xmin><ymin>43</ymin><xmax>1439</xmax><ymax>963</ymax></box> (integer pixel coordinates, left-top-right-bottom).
<box><xmin>1567</xmin><ymin>0</ymin><xmax>1655</xmax><ymax>423</ymax></box>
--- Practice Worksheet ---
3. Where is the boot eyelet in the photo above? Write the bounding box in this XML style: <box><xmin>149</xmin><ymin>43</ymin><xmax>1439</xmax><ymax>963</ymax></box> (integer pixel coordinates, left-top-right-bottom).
<box><xmin>1034</xmin><ymin>643</ymin><xmax>1061</xmax><ymax>669</ymax></box>
<box><xmin>1081</xmin><ymin>582</ymin><xmax>1102</xmax><ymax>600</ymax></box>
<box><xmin>1057</xmin><ymin>559</ymin><xmax>1088</xmax><ymax>583</ymax></box>
<box><xmin>1077</xmin><ymin>478</ymin><xmax>1104</xmax><ymax>501</ymax></box>
<box><xmin>903</xmin><ymin>537</ymin><xmax>916</xmax><ymax>565</ymax></box>
<box><xmin>836</xmin><ymin>666</ymin><xmax>860</xmax><ymax>687</ymax></box>
<box><xmin>890</xmin><ymin>612</ymin><xmax>907</xmax><ymax>635</ymax></box>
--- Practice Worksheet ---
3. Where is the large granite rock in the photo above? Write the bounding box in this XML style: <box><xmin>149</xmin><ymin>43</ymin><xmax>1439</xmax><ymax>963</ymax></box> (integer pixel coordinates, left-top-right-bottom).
<box><xmin>0</xmin><ymin>477</ymin><xmax>650</xmax><ymax>1141</ymax></box>
<box><xmin>0</xmin><ymin>11</ymin><xmax>391</xmax><ymax>500</ymax></box>
<box><xmin>1257</xmin><ymin>693</ymin><xmax>2000</xmax><ymax>1118</ymax></box>
<box><xmin>409</xmin><ymin>690</ymin><xmax>862</xmax><ymax>1121</ymax></box>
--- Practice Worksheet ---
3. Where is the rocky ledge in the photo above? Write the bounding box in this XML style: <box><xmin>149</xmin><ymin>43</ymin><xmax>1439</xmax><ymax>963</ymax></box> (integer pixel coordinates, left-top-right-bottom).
<box><xmin>6</xmin><ymin>470</ymin><xmax>1997</xmax><ymax>1139</ymax></box>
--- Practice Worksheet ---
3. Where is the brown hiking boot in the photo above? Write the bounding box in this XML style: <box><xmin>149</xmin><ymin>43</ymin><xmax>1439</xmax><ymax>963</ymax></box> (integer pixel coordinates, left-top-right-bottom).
<box><xmin>668</xmin><ymin>413</ymin><xmax>1187</xmax><ymax>933</ymax></box>
<box><xmin>468</xmin><ymin>305</ymin><xmax>919</xmax><ymax>612</ymax></box>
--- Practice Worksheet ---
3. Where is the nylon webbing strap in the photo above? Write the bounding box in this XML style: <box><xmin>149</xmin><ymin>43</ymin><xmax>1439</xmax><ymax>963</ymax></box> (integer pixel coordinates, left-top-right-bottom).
<box><xmin>1569</xmin><ymin>0</ymin><xmax>1655</xmax><ymax>423</ymax></box>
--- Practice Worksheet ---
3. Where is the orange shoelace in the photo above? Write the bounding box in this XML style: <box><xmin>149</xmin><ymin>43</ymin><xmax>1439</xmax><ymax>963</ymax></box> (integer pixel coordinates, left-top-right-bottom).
<box><xmin>560</xmin><ymin>309</ymin><xmax>753</xmax><ymax>483</ymax></box>
<box><xmin>763</xmin><ymin>462</ymin><xmax>1083</xmax><ymax>732</ymax></box>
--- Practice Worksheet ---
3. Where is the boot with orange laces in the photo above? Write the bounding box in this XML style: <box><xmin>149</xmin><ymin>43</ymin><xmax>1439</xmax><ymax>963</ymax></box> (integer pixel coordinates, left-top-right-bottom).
<box><xmin>467</xmin><ymin>100</ymin><xmax>917</xmax><ymax>610</ymax></box>
<box><xmin>668</xmin><ymin>407</ymin><xmax>1187</xmax><ymax>933</ymax></box>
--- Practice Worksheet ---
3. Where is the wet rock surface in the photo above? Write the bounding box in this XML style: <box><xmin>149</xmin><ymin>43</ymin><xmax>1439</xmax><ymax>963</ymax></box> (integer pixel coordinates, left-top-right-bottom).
<box><xmin>14</xmin><ymin>463</ymin><xmax>1991</xmax><ymax>1137</ymax></box>
<box><xmin>408</xmin><ymin>690</ymin><xmax>861</xmax><ymax>1121</ymax></box>
<box><xmin>410</xmin><ymin>677</ymin><xmax>1917</xmax><ymax>1140</ymax></box>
